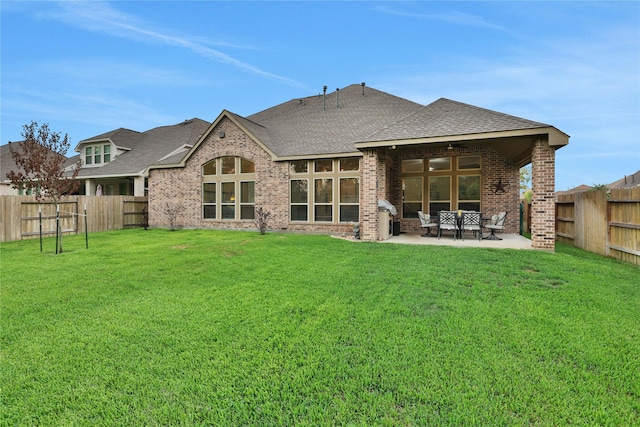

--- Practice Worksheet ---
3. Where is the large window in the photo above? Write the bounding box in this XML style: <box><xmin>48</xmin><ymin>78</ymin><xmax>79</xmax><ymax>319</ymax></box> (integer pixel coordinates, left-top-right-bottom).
<box><xmin>458</xmin><ymin>175</ymin><xmax>481</xmax><ymax>211</ymax></box>
<box><xmin>85</xmin><ymin>143</ymin><xmax>111</xmax><ymax>166</ymax></box>
<box><xmin>400</xmin><ymin>155</ymin><xmax>481</xmax><ymax>218</ymax></box>
<box><xmin>401</xmin><ymin>159</ymin><xmax>423</xmax><ymax>219</ymax></box>
<box><xmin>314</xmin><ymin>178</ymin><xmax>333</xmax><ymax>222</ymax></box>
<box><xmin>290</xmin><ymin>158</ymin><xmax>360</xmax><ymax>223</ymax></box>
<box><xmin>202</xmin><ymin>157</ymin><xmax>255</xmax><ymax>220</ymax></box>
<box><xmin>339</xmin><ymin>178</ymin><xmax>359</xmax><ymax>222</ymax></box>
<box><xmin>203</xmin><ymin>183</ymin><xmax>216</xmax><ymax>219</ymax></box>
<box><xmin>428</xmin><ymin>176</ymin><xmax>451</xmax><ymax>217</ymax></box>
<box><xmin>402</xmin><ymin>177</ymin><xmax>422</xmax><ymax>219</ymax></box>
<box><xmin>290</xmin><ymin>179</ymin><xmax>308</xmax><ymax>221</ymax></box>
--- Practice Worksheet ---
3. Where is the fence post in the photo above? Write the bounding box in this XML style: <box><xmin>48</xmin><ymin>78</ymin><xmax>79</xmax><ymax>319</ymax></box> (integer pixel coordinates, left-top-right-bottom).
<box><xmin>85</xmin><ymin>203</ymin><xmax>89</xmax><ymax>250</ymax></box>
<box><xmin>55</xmin><ymin>204</ymin><xmax>60</xmax><ymax>255</ymax></box>
<box><xmin>39</xmin><ymin>205</ymin><xmax>43</xmax><ymax>252</ymax></box>
<box><xmin>606</xmin><ymin>193</ymin><xmax>611</xmax><ymax>257</ymax></box>
<box><xmin>519</xmin><ymin>202</ymin><xmax>523</xmax><ymax>235</ymax></box>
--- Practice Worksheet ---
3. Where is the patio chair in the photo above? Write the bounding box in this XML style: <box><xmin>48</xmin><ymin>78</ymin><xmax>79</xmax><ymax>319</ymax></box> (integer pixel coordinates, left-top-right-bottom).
<box><xmin>417</xmin><ymin>211</ymin><xmax>438</xmax><ymax>237</ymax></box>
<box><xmin>460</xmin><ymin>211</ymin><xmax>483</xmax><ymax>241</ymax></box>
<box><xmin>483</xmin><ymin>211</ymin><xmax>507</xmax><ymax>240</ymax></box>
<box><xmin>437</xmin><ymin>210</ymin><xmax>458</xmax><ymax>240</ymax></box>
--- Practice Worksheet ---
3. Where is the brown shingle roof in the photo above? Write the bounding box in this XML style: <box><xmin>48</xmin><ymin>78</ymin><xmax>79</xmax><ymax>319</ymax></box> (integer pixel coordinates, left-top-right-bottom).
<box><xmin>76</xmin><ymin>118</ymin><xmax>210</xmax><ymax>177</ymax></box>
<box><xmin>556</xmin><ymin>184</ymin><xmax>592</xmax><ymax>195</ymax></box>
<box><xmin>245</xmin><ymin>84</ymin><xmax>424</xmax><ymax>157</ymax></box>
<box><xmin>608</xmin><ymin>170</ymin><xmax>640</xmax><ymax>189</ymax></box>
<box><xmin>239</xmin><ymin>84</ymin><xmax>555</xmax><ymax>157</ymax></box>
<box><xmin>78</xmin><ymin>128</ymin><xmax>142</xmax><ymax>150</ymax></box>
<box><xmin>369</xmin><ymin>98</ymin><xmax>551</xmax><ymax>142</ymax></box>
<box><xmin>1</xmin><ymin>141</ymin><xmax>65</xmax><ymax>180</ymax></box>
<box><xmin>155</xmin><ymin>83</ymin><xmax>568</xmax><ymax>168</ymax></box>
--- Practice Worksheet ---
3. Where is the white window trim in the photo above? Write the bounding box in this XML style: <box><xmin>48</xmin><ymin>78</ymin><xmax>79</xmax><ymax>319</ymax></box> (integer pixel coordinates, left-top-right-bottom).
<box><xmin>83</xmin><ymin>143</ymin><xmax>112</xmax><ymax>167</ymax></box>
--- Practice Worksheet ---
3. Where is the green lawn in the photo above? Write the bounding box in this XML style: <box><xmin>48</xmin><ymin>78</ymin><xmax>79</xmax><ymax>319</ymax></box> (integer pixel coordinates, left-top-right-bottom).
<box><xmin>2</xmin><ymin>229</ymin><xmax>638</xmax><ymax>426</ymax></box>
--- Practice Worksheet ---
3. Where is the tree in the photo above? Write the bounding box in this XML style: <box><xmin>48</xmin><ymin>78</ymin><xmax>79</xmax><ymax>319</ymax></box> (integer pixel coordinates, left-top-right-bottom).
<box><xmin>519</xmin><ymin>165</ymin><xmax>531</xmax><ymax>194</ymax></box>
<box><xmin>589</xmin><ymin>184</ymin><xmax>609</xmax><ymax>192</ymax></box>
<box><xmin>6</xmin><ymin>121</ymin><xmax>82</xmax><ymax>252</ymax></box>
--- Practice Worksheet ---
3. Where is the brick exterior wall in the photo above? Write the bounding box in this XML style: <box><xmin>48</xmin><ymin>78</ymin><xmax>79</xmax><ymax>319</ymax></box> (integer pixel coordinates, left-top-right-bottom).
<box><xmin>149</xmin><ymin>119</ymin><xmax>549</xmax><ymax>247</ymax></box>
<box><xmin>530</xmin><ymin>137</ymin><xmax>556</xmax><ymax>251</ymax></box>
<box><xmin>149</xmin><ymin>117</ymin><xmax>288</xmax><ymax>231</ymax></box>
<box><xmin>149</xmin><ymin>117</ymin><xmax>354</xmax><ymax>235</ymax></box>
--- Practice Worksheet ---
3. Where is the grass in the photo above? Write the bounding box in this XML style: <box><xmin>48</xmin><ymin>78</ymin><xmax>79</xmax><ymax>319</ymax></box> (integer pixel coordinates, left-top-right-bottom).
<box><xmin>1</xmin><ymin>229</ymin><xmax>638</xmax><ymax>426</ymax></box>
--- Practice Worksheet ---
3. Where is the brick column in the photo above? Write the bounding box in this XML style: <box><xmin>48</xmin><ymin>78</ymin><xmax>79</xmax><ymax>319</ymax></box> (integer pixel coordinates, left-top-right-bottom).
<box><xmin>531</xmin><ymin>137</ymin><xmax>556</xmax><ymax>251</ymax></box>
<box><xmin>360</xmin><ymin>149</ymin><xmax>379</xmax><ymax>241</ymax></box>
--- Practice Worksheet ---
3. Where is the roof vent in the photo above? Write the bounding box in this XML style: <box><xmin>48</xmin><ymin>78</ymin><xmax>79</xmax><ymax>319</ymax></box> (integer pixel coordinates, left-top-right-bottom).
<box><xmin>323</xmin><ymin>85</ymin><xmax>327</xmax><ymax>110</ymax></box>
<box><xmin>361</xmin><ymin>82</ymin><xmax>366</xmax><ymax>96</ymax></box>
<box><xmin>336</xmin><ymin>88</ymin><xmax>339</xmax><ymax>109</ymax></box>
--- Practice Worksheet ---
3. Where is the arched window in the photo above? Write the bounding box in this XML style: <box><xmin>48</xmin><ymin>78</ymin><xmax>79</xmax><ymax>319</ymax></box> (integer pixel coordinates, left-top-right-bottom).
<box><xmin>202</xmin><ymin>157</ymin><xmax>255</xmax><ymax>220</ymax></box>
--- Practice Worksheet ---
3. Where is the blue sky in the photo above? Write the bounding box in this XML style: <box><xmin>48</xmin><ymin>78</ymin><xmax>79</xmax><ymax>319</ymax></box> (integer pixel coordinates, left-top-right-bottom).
<box><xmin>2</xmin><ymin>1</ymin><xmax>638</xmax><ymax>191</ymax></box>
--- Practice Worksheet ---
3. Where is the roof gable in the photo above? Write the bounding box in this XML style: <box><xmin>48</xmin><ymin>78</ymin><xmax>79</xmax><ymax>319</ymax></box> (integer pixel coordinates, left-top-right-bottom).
<box><xmin>75</xmin><ymin>128</ymin><xmax>142</xmax><ymax>152</ymax></box>
<box><xmin>152</xmin><ymin>110</ymin><xmax>279</xmax><ymax>169</ymax></box>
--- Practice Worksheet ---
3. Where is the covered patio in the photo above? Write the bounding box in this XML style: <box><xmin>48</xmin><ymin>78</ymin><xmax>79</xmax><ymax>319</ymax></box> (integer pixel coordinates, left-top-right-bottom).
<box><xmin>356</xmin><ymin>98</ymin><xmax>569</xmax><ymax>251</ymax></box>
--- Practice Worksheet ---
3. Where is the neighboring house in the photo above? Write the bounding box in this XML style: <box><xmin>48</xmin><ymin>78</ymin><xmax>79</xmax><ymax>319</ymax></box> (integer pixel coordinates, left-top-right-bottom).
<box><xmin>147</xmin><ymin>84</ymin><xmax>568</xmax><ymax>250</ymax></box>
<box><xmin>1</xmin><ymin>142</ymin><xmax>24</xmax><ymax>195</ymax></box>
<box><xmin>70</xmin><ymin>118</ymin><xmax>210</xmax><ymax>196</ymax></box>
<box><xmin>556</xmin><ymin>184</ymin><xmax>592</xmax><ymax>197</ymax></box>
<box><xmin>556</xmin><ymin>170</ymin><xmax>640</xmax><ymax>197</ymax></box>
<box><xmin>1</xmin><ymin>141</ymin><xmax>66</xmax><ymax>195</ymax></box>
<box><xmin>607</xmin><ymin>170</ymin><xmax>640</xmax><ymax>189</ymax></box>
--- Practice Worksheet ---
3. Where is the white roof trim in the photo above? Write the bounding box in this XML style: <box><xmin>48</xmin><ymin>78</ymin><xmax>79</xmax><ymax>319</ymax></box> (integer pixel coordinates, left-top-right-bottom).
<box><xmin>354</xmin><ymin>126</ymin><xmax>569</xmax><ymax>149</ymax></box>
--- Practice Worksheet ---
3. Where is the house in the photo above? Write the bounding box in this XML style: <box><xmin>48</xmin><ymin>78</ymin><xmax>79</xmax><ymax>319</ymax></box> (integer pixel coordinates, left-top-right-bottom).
<box><xmin>70</xmin><ymin>118</ymin><xmax>210</xmax><ymax>196</ymax></box>
<box><xmin>1</xmin><ymin>142</ymin><xmax>25</xmax><ymax>195</ymax></box>
<box><xmin>148</xmin><ymin>84</ymin><xmax>569</xmax><ymax>251</ymax></box>
<box><xmin>556</xmin><ymin>170</ymin><xmax>640</xmax><ymax>197</ymax></box>
<box><xmin>607</xmin><ymin>170</ymin><xmax>640</xmax><ymax>189</ymax></box>
<box><xmin>556</xmin><ymin>184</ymin><xmax>592</xmax><ymax>196</ymax></box>
<box><xmin>1</xmin><ymin>141</ymin><xmax>67</xmax><ymax>195</ymax></box>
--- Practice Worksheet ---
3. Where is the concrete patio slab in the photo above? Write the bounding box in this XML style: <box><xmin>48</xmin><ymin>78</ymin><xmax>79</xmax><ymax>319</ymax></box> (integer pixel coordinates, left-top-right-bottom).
<box><xmin>380</xmin><ymin>232</ymin><xmax>532</xmax><ymax>249</ymax></box>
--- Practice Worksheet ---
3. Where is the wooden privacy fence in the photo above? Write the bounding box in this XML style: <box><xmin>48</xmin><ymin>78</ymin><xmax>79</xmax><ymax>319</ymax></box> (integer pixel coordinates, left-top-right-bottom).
<box><xmin>0</xmin><ymin>195</ymin><xmax>148</xmax><ymax>243</ymax></box>
<box><xmin>556</xmin><ymin>187</ymin><xmax>640</xmax><ymax>265</ymax></box>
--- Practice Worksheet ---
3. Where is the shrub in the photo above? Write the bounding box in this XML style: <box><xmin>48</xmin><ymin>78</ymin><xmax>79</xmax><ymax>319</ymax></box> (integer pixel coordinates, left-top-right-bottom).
<box><xmin>254</xmin><ymin>207</ymin><xmax>271</xmax><ymax>235</ymax></box>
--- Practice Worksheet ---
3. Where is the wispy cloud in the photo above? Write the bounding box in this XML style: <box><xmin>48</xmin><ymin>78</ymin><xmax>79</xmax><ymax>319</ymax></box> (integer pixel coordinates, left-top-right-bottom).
<box><xmin>44</xmin><ymin>2</ymin><xmax>308</xmax><ymax>89</ymax></box>
<box><xmin>383</xmin><ymin>26</ymin><xmax>639</xmax><ymax>125</ymax></box>
<box><xmin>374</xmin><ymin>5</ymin><xmax>510</xmax><ymax>32</ymax></box>
<box><xmin>3</xmin><ymin>85</ymin><xmax>177</xmax><ymax>132</ymax></box>
<box><xmin>38</xmin><ymin>59</ymin><xmax>211</xmax><ymax>89</ymax></box>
